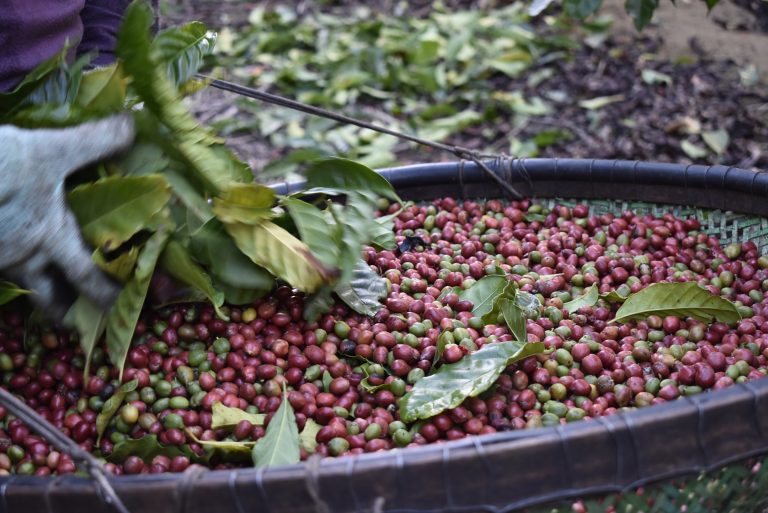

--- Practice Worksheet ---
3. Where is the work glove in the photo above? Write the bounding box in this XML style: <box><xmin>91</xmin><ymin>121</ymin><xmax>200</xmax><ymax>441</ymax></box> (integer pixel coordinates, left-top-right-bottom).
<box><xmin>0</xmin><ymin>115</ymin><xmax>135</xmax><ymax>319</ymax></box>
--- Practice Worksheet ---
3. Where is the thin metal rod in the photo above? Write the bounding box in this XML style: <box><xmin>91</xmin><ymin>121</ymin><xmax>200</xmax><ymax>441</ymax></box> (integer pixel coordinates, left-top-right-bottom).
<box><xmin>0</xmin><ymin>387</ymin><xmax>131</xmax><ymax>513</ymax></box>
<box><xmin>200</xmin><ymin>75</ymin><xmax>526</xmax><ymax>199</ymax></box>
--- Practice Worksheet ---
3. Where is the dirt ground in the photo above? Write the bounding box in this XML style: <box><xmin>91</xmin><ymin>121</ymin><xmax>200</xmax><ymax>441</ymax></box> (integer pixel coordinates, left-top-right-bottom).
<box><xmin>163</xmin><ymin>0</ymin><xmax>768</xmax><ymax>172</ymax></box>
<box><xmin>164</xmin><ymin>0</ymin><xmax>768</xmax><ymax>79</ymax></box>
<box><xmin>603</xmin><ymin>0</ymin><xmax>768</xmax><ymax>84</ymax></box>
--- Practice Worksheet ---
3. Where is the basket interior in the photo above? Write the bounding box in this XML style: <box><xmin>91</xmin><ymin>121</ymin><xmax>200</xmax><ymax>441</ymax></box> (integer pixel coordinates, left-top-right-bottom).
<box><xmin>540</xmin><ymin>198</ymin><xmax>768</xmax><ymax>251</ymax></box>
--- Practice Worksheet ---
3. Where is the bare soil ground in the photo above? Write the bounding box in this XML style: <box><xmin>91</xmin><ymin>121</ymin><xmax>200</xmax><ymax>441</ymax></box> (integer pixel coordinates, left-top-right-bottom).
<box><xmin>162</xmin><ymin>0</ymin><xmax>768</xmax><ymax>173</ymax></box>
<box><xmin>603</xmin><ymin>0</ymin><xmax>768</xmax><ymax>83</ymax></box>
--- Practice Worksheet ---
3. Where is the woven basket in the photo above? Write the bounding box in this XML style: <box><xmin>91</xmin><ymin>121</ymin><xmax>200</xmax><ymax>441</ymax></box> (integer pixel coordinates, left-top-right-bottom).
<box><xmin>3</xmin><ymin>158</ymin><xmax>768</xmax><ymax>513</ymax></box>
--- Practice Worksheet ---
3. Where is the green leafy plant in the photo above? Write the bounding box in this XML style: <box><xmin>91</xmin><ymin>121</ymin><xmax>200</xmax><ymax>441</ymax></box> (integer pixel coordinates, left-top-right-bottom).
<box><xmin>0</xmin><ymin>0</ymin><xmax>397</xmax><ymax>379</ymax></box>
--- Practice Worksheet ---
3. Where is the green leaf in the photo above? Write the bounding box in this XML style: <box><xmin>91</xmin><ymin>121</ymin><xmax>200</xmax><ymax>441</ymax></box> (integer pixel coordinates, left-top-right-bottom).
<box><xmin>75</xmin><ymin>64</ymin><xmax>126</xmax><ymax>112</ymax></box>
<box><xmin>439</xmin><ymin>286</ymin><xmax>463</xmax><ymax>302</ymax></box>
<box><xmin>479</xmin><ymin>280</ymin><xmax>517</xmax><ymax>325</ymax></box>
<box><xmin>417</xmin><ymin>110</ymin><xmax>483</xmax><ymax>140</ymax></box>
<box><xmin>21</xmin><ymin>54</ymin><xmax>87</xmax><ymax>109</ymax></box>
<box><xmin>160</xmin><ymin>240</ymin><xmax>227</xmax><ymax>319</ymax></box>
<box><xmin>459</xmin><ymin>274</ymin><xmax>511</xmax><ymax>318</ymax></box>
<box><xmin>433</xmin><ymin>330</ymin><xmax>453</xmax><ymax>369</ymax></box>
<box><xmin>262</xmin><ymin>148</ymin><xmax>327</xmax><ymax>181</ymax></box>
<box><xmin>211</xmin><ymin>402</ymin><xmax>265</xmax><ymax>429</ymax></box>
<box><xmin>524</xmin><ymin>212</ymin><xmax>547</xmax><ymax>223</ymax></box>
<box><xmin>488</xmin><ymin>60</ymin><xmax>529</xmax><ymax>79</ymax></box>
<box><xmin>68</xmin><ymin>174</ymin><xmax>171</xmax><ymax>251</ymax></box>
<box><xmin>322</xmin><ymin>370</ymin><xmax>333</xmax><ymax>392</ymax></box>
<box><xmin>96</xmin><ymin>379</ymin><xmax>138</xmax><ymax>444</ymax></box>
<box><xmin>113</xmin><ymin>141</ymin><xmax>170</xmax><ymax>176</ymax></box>
<box><xmin>7</xmin><ymin>102</ymin><xmax>87</xmax><ymax>128</ymax></box>
<box><xmin>251</xmin><ymin>387</ymin><xmax>300</xmax><ymax>468</ymax></box>
<box><xmin>0</xmin><ymin>47</ymin><xmax>68</xmax><ymax>117</ymax></box>
<box><xmin>106</xmin><ymin>230</ymin><xmax>170</xmax><ymax>379</ymax></box>
<box><xmin>360</xmin><ymin>376</ymin><xmax>395</xmax><ymax>394</ymax></box>
<box><xmin>410</xmin><ymin>35</ymin><xmax>440</xmax><ymax>65</ymax></box>
<box><xmin>563</xmin><ymin>283</ymin><xmax>599</xmax><ymax>312</ymax></box>
<box><xmin>613</xmin><ymin>282</ymin><xmax>741</xmax><ymax>324</ymax></box>
<box><xmin>334</xmin><ymin>261</ymin><xmax>386</xmax><ymax>317</ymax></box>
<box><xmin>702</xmin><ymin>129</ymin><xmax>730</xmax><ymax>155</ymax></box>
<box><xmin>117</xmin><ymin>1</ymin><xmax>241</xmax><ymax>193</ymax></box>
<box><xmin>681</xmin><ymin>140</ymin><xmax>708</xmax><ymax>159</ymax></box>
<box><xmin>578</xmin><ymin>95</ymin><xmax>625</xmax><ymax>110</ymax></box>
<box><xmin>533</xmin><ymin>128</ymin><xmax>574</xmax><ymax>148</ymax></box>
<box><xmin>212</xmin><ymin>183</ymin><xmax>276</xmax><ymax>225</ymax></box>
<box><xmin>327</xmin><ymin>196</ymin><xmax>379</xmax><ymax>284</ymax></box>
<box><xmin>369</xmin><ymin>213</ymin><xmax>398</xmax><ymax>250</ymax></box>
<box><xmin>499</xmin><ymin>298</ymin><xmax>527</xmax><ymax>342</ymax></box>
<box><xmin>304</xmin><ymin>158</ymin><xmax>400</xmax><ymax>202</ymax></box>
<box><xmin>600</xmin><ymin>289</ymin><xmax>629</xmax><ymax>303</ymax></box>
<box><xmin>502</xmin><ymin>92</ymin><xmax>552</xmax><ymax>116</ymax></box>
<box><xmin>189</xmin><ymin>219</ymin><xmax>274</xmax><ymax>292</ymax></box>
<box><xmin>299</xmin><ymin>419</ymin><xmax>322</xmax><ymax>454</ymax></box>
<box><xmin>164</xmin><ymin>169</ymin><xmax>213</xmax><ymax>225</ymax></box>
<box><xmin>210</xmin><ymin>144</ymin><xmax>254</xmax><ymax>183</ymax></box>
<box><xmin>0</xmin><ymin>281</ymin><xmax>31</xmax><ymax>305</ymax></box>
<box><xmin>282</xmin><ymin>197</ymin><xmax>340</xmax><ymax>268</ymax></box>
<box><xmin>625</xmin><ymin>0</ymin><xmax>660</xmax><ymax>29</ymax></box>
<box><xmin>186</xmin><ymin>429</ymin><xmax>254</xmax><ymax>456</ymax></box>
<box><xmin>398</xmin><ymin>341</ymin><xmax>545</xmax><ymax>422</ymax></box>
<box><xmin>641</xmin><ymin>69</ymin><xmax>672</xmax><ymax>86</ymax></box>
<box><xmin>303</xmin><ymin>288</ymin><xmax>336</xmax><ymax>323</ymax></box>
<box><xmin>216</xmin><ymin>283</ymin><xmax>269</xmax><ymax>306</ymax></box>
<box><xmin>63</xmin><ymin>296</ymin><xmax>107</xmax><ymax>380</ymax></box>
<box><xmin>516</xmin><ymin>291</ymin><xmax>542</xmax><ymax>319</ymax></box>
<box><xmin>107</xmin><ymin>434</ymin><xmax>193</xmax><ymax>463</ymax></box>
<box><xmin>151</xmin><ymin>22</ymin><xmax>216</xmax><ymax>88</ymax></box>
<box><xmin>224</xmin><ymin>220</ymin><xmax>337</xmax><ymax>293</ymax></box>
<box><xmin>92</xmin><ymin>246</ymin><xmax>140</xmax><ymax>283</ymax></box>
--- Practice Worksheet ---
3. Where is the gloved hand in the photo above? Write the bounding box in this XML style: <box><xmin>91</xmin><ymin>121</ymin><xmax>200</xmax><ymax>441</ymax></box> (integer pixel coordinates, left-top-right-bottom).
<box><xmin>0</xmin><ymin>115</ymin><xmax>135</xmax><ymax>319</ymax></box>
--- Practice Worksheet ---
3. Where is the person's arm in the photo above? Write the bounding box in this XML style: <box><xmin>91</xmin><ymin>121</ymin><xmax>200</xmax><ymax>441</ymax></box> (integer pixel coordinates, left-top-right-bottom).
<box><xmin>0</xmin><ymin>115</ymin><xmax>135</xmax><ymax>318</ymax></box>
<box><xmin>0</xmin><ymin>1</ymin><xmax>85</xmax><ymax>92</ymax></box>
<box><xmin>0</xmin><ymin>0</ymin><xmax>140</xmax><ymax>92</ymax></box>
<box><xmin>77</xmin><ymin>0</ymin><xmax>132</xmax><ymax>66</ymax></box>
<box><xmin>0</xmin><ymin>1</ymin><xmax>138</xmax><ymax>316</ymax></box>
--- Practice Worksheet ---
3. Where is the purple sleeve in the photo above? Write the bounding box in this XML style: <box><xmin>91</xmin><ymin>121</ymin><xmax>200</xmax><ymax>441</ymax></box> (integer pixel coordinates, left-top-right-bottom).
<box><xmin>77</xmin><ymin>0</ymin><xmax>132</xmax><ymax>66</ymax></box>
<box><xmin>0</xmin><ymin>0</ymin><xmax>85</xmax><ymax>92</ymax></box>
<box><xmin>0</xmin><ymin>0</ymin><xmax>132</xmax><ymax>92</ymax></box>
